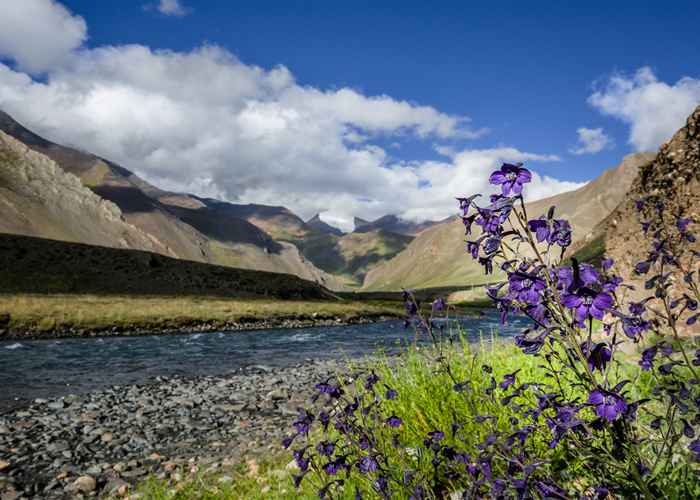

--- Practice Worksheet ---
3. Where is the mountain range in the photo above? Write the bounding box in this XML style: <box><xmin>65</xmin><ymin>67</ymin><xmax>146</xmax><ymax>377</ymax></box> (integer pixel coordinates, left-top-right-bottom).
<box><xmin>1</xmin><ymin>107</ymin><xmax>696</xmax><ymax>294</ymax></box>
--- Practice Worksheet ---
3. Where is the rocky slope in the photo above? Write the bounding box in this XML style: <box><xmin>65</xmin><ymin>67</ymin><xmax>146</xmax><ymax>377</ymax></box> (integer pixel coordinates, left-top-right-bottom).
<box><xmin>590</xmin><ymin>105</ymin><xmax>700</xmax><ymax>296</ymax></box>
<box><xmin>362</xmin><ymin>152</ymin><xmax>655</xmax><ymax>291</ymax></box>
<box><xmin>0</xmin><ymin>132</ymin><xmax>167</xmax><ymax>253</ymax></box>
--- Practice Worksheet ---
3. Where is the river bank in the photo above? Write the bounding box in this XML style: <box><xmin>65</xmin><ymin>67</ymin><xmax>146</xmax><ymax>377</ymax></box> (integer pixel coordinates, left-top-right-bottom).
<box><xmin>0</xmin><ymin>358</ymin><xmax>357</xmax><ymax>499</ymax></box>
<box><xmin>0</xmin><ymin>294</ymin><xmax>402</xmax><ymax>340</ymax></box>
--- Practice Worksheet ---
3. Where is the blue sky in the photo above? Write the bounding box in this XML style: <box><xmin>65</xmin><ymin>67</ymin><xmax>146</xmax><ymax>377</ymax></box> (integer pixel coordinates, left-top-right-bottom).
<box><xmin>63</xmin><ymin>0</ymin><xmax>700</xmax><ymax>181</ymax></box>
<box><xmin>0</xmin><ymin>0</ymin><xmax>699</xmax><ymax>229</ymax></box>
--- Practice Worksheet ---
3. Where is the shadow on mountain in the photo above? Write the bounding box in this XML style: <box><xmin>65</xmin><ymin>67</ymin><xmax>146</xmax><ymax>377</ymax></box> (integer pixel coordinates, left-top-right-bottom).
<box><xmin>0</xmin><ymin>233</ymin><xmax>332</xmax><ymax>300</ymax></box>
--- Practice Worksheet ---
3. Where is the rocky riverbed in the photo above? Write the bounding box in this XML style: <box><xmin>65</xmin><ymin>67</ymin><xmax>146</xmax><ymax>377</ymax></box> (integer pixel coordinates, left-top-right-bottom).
<box><xmin>0</xmin><ymin>359</ymin><xmax>355</xmax><ymax>499</ymax></box>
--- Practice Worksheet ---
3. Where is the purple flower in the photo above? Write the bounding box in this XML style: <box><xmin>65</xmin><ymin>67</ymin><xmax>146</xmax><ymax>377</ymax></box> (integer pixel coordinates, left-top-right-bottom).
<box><xmin>635</xmin><ymin>260</ymin><xmax>652</xmax><ymax>274</ymax></box>
<box><xmin>528</xmin><ymin>218</ymin><xmax>550</xmax><ymax>242</ymax></box>
<box><xmin>385</xmin><ymin>387</ymin><xmax>398</xmax><ymax>400</ymax></box>
<box><xmin>588</xmin><ymin>389</ymin><xmax>627</xmax><ymax>422</ymax></box>
<box><xmin>431</xmin><ymin>297</ymin><xmax>446</xmax><ymax>312</ymax></box>
<box><xmin>562</xmin><ymin>288</ymin><xmax>613</xmax><ymax>322</ymax></box>
<box><xmin>602</xmin><ymin>258</ymin><xmax>614</xmax><ymax>271</ymax></box>
<box><xmin>582</xmin><ymin>342</ymin><xmax>612</xmax><ymax>372</ymax></box>
<box><xmin>621</xmin><ymin>316</ymin><xmax>651</xmax><ymax>339</ymax></box>
<box><xmin>323</xmin><ymin>456</ymin><xmax>348</xmax><ymax>475</ymax></box>
<box><xmin>365</xmin><ymin>372</ymin><xmax>380</xmax><ymax>390</ymax></box>
<box><xmin>555</xmin><ymin>266</ymin><xmax>574</xmax><ymax>290</ymax></box>
<box><xmin>689</xmin><ymin>439</ymin><xmax>700</xmax><ymax>462</ymax></box>
<box><xmin>579</xmin><ymin>264</ymin><xmax>601</xmax><ymax>286</ymax></box>
<box><xmin>489</xmin><ymin>163</ymin><xmax>532</xmax><ymax>196</ymax></box>
<box><xmin>316</xmin><ymin>441</ymin><xmax>335</xmax><ymax>457</ymax></box>
<box><xmin>357</xmin><ymin>456</ymin><xmax>378</xmax><ymax>474</ymax></box>
<box><xmin>500</xmin><ymin>370</ymin><xmax>520</xmax><ymax>389</ymax></box>
<box><xmin>602</xmin><ymin>275</ymin><xmax>623</xmax><ymax>293</ymax></box>
<box><xmin>386</xmin><ymin>415</ymin><xmax>402</xmax><ymax>428</ymax></box>
<box><xmin>678</xmin><ymin>217</ymin><xmax>692</xmax><ymax>233</ymax></box>
<box><xmin>548</xmin><ymin>219</ymin><xmax>572</xmax><ymax>248</ymax></box>
<box><xmin>639</xmin><ymin>346</ymin><xmax>657</xmax><ymax>371</ymax></box>
<box><xmin>293</xmin><ymin>409</ymin><xmax>315</xmax><ymax>435</ymax></box>
<box><xmin>509</xmin><ymin>272</ymin><xmax>547</xmax><ymax>305</ymax></box>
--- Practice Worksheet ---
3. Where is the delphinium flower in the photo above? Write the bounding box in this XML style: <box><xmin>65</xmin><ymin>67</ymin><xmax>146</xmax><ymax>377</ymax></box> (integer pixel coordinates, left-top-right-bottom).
<box><xmin>588</xmin><ymin>389</ymin><xmax>627</xmax><ymax>422</ymax></box>
<box><xmin>489</xmin><ymin>163</ymin><xmax>532</xmax><ymax>196</ymax></box>
<box><xmin>509</xmin><ymin>272</ymin><xmax>547</xmax><ymax>305</ymax></box>
<box><xmin>562</xmin><ymin>287</ymin><xmax>614</xmax><ymax>323</ymax></box>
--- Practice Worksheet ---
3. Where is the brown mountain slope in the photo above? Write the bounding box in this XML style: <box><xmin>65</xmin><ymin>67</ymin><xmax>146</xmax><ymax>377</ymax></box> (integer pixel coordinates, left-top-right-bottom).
<box><xmin>590</xmin><ymin>105</ymin><xmax>700</xmax><ymax>297</ymax></box>
<box><xmin>0</xmin><ymin>131</ymin><xmax>166</xmax><ymax>253</ymax></box>
<box><xmin>362</xmin><ymin>153</ymin><xmax>654</xmax><ymax>291</ymax></box>
<box><xmin>0</xmin><ymin>111</ymin><xmax>344</xmax><ymax>288</ymax></box>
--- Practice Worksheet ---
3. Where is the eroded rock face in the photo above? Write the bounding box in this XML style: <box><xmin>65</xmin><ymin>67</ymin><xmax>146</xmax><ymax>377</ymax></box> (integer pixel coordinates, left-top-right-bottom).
<box><xmin>604</xmin><ymin>105</ymin><xmax>700</xmax><ymax>309</ymax></box>
<box><xmin>0</xmin><ymin>131</ymin><xmax>169</xmax><ymax>254</ymax></box>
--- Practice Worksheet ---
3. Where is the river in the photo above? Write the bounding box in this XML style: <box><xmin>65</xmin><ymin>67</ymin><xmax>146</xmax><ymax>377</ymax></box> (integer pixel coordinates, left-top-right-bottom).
<box><xmin>0</xmin><ymin>312</ymin><xmax>529</xmax><ymax>411</ymax></box>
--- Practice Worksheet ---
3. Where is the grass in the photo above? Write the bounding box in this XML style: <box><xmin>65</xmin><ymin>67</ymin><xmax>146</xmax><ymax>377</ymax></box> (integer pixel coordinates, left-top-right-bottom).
<box><xmin>127</xmin><ymin>332</ymin><xmax>686</xmax><ymax>499</ymax></box>
<box><xmin>0</xmin><ymin>294</ymin><xmax>402</xmax><ymax>334</ymax></box>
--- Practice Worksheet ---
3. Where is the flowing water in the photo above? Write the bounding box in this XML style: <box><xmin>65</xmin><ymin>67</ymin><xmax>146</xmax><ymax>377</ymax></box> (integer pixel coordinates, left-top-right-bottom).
<box><xmin>0</xmin><ymin>312</ymin><xmax>529</xmax><ymax>411</ymax></box>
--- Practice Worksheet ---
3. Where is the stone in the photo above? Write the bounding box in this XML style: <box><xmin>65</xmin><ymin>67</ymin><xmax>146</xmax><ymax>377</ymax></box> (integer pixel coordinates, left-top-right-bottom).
<box><xmin>1</xmin><ymin>489</ymin><xmax>19</xmax><ymax>500</ymax></box>
<box><xmin>47</xmin><ymin>400</ymin><xmax>65</xmax><ymax>410</ymax></box>
<box><xmin>0</xmin><ymin>460</ymin><xmax>8</xmax><ymax>472</ymax></box>
<box><xmin>69</xmin><ymin>475</ymin><xmax>96</xmax><ymax>493</ymax></box>
<box><xmin>103</xmin><ymin>478</ymin><xmax>130</xmax><ymax>496</ymax></box>
<box><xmin>101</xmin><ymin>432</ymin><xmax>114</xmax><ymax>443</ymax></box>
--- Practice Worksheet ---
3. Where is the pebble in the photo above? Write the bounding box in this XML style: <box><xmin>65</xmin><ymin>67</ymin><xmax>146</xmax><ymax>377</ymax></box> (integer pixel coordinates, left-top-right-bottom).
<box><xmin>0</xmin><ymin>358</ymin><xmax>359</xmax><ymax>499</ymax></box>
<box><xmin>68</xmin><ymin>475</ymin><xmax>96</xmax><ymax>493</ymax></box>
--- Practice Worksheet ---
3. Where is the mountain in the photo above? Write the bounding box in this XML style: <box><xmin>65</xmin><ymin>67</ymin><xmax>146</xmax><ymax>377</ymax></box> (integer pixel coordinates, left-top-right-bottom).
<box><xmin>0</xmin><ymin>131</ymin><xmax>167</xmax><ymax>253</ymax></box>
<box><xmin>0</xmin><ymin>110</ymin><xmax>348</xmax><ymax>289</ymax></box>
<box><xmin>0</xmin><ymin>233</ymin><xmax>335</xmax><ymax>300</ymax></box>
<box><xmin>362</xmin><ymin>152</ymin><xmax>655</xmax><ymax>291</ymax></box>
<box><xmin>297</xmin><ymin>229</ymin><xmax>413</xmax><ymax>283</ymax></box>
<box><xmin>353</xmin><ymin>214</ymin><xmax>439</xmax><ymax>236</ymax></box>
<box><xmin>192</xmin><ymin>199</ymin><xmax>311</xmax><ymax>241</ymax></box>
<box><xmin>307</xmin><ymin>214</ymin><xmax>344</xmax><ymax>236</ymax></box>
<box><xmin>577</xmin><ymin>105</ymin><xmax>700</xmax><ymax>297</ymax></box>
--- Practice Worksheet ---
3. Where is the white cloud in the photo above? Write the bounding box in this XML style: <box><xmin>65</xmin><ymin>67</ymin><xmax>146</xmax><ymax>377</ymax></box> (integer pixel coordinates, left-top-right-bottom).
<box><xmin>0</xmin><ymin>0</ymin><xmax>87</xmax><ymax>74</ymax></box>
<box><xmin>0</xmin><ymin>1</ymin><xmax>581</xmax><ymax>229</ymax></box>
<box><xmin>143</xmin><ymin>0</ymin><xmax>189</xmax><ymax>17</ymax></box>
<box><xmin>569</xmin><ymin>127</ymin><xmax>612</xmax><ymax>155</ymax></box>
<box><xmin>589</xmin><ymin>67</ymin><xmax>700</xmax><ymax>151</ymax></box>
<box><xmin>157</xmin><ymin>0</ymin><xmax>189</xmax><ymax>17</ymax></box>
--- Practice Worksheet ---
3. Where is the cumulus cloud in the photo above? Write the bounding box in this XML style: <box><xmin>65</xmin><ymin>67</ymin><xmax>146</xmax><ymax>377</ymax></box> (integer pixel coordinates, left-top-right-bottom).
<box><xmin>0</xmin><ymin>1</ymin><xmax>581</xmax><ymax>231</ymax></box>
<box><xmin>150</xmin><ymin>0</ymin><xmax>190</xmax><ymax>17</ymax></box>
<box><xmin>589</xmin><ymin>67</ymin><xmax>700</xmax><ymax>151</ymax></box>
<box><xmin>569</xmin><ymin>127</ymin><xmax>612</xmax><ymax>155</ymax></box>
<box><xmin>0</xmin><ymin>0</ymin><xmax>87</xmax><ymax>74</ymax></box>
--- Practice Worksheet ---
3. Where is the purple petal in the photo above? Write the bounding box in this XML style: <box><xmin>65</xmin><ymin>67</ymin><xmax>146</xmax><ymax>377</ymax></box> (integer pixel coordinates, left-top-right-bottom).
<box><xmin>561</xmin><ymin>294</ymin><xmax>582</xmax><ymax>308</ymax></box>
<box><xmin>593</xmin><ymin>292</ymin><xmax>614</xmax><ymax>310</ymax></box>
<box><xmin>516</xmin><ymin>168</ymin><xmax>532</xmax><ymax>183</ymax></box>
<box><xmin>489</xmin><ymin>171</ymin><xmax>507</xmax><ymax>184</ymax></box>
<box><xmin>588</xmin><ymin>390</ymin><xmax>604</xmax><ymax>405</ymax></box>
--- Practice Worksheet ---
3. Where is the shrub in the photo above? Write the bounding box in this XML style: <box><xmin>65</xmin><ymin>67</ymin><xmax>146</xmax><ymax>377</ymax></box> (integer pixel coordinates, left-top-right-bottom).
<box><xmin>285</xmin><ymin>162</ymin><xmax>700</xmax><ymax>499</ymax></box>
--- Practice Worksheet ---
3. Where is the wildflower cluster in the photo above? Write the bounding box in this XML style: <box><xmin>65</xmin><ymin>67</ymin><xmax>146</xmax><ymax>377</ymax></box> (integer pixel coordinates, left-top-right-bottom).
<box><xmin>286</xmin><ymin>162</ymin><xmax>700</xmax><ymax>498</ymax></box>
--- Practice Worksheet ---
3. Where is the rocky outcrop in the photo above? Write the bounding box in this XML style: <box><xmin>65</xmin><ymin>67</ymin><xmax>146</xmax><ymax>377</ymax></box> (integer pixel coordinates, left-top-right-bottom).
<box><xmin>0</xmin><ymin>131</ymin><xmax>170</xmax><ymax>254</ymax></box>
<box><xmin>601</xmin><ymin>105</ymin><xmax>700</xmax><ymax>297</ymax></box>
